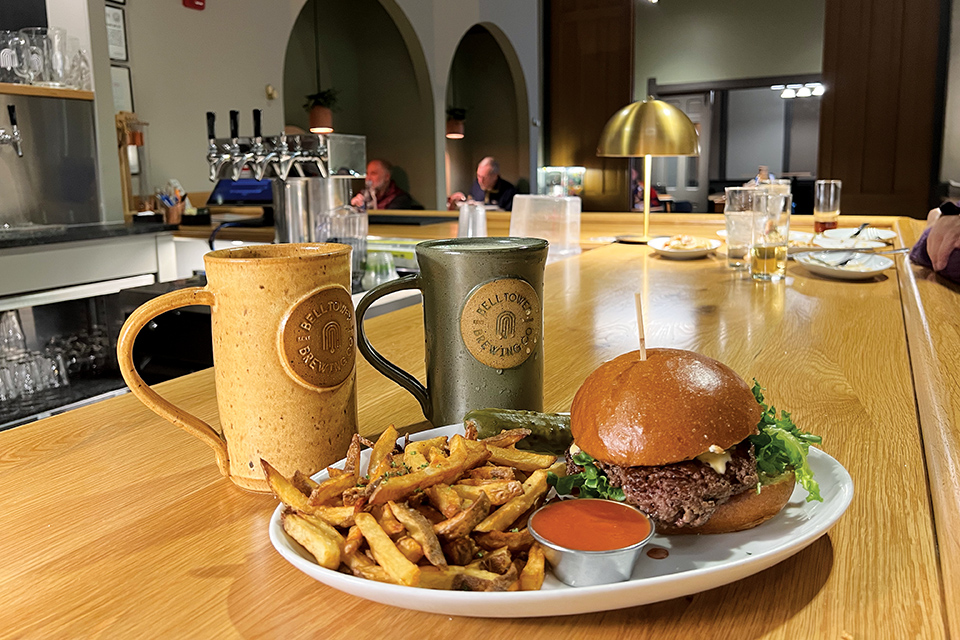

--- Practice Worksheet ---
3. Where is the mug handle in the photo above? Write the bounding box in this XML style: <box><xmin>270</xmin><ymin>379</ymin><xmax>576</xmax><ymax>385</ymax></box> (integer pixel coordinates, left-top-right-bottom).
<box><xmin>355</xmin><ymin>275</ymin><xmax>431</xmax><ymax>421</ymax></box>
<box><xmin>116</xmin><ymin>287</ymin><xmax>229</xmax><ymax>476</ymax></box>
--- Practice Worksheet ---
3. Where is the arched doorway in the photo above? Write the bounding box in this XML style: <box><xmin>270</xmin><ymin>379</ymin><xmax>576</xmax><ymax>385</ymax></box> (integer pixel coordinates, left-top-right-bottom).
<box><xmin>283</xmin><ymin>0</ymin><xmax>435</xmax><ymax>207</ymax></box>
<box><xmin>445</xmin><ymin>24</ymin><xmax>530</xmax><ymax>201</ymax></box>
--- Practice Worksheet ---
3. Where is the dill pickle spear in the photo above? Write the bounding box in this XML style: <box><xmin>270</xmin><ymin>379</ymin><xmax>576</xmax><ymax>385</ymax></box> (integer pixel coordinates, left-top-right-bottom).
<box><xmin>464</xmin><ymin>408</ymin><xmax>572</xmax><ymax>455</ymax></box>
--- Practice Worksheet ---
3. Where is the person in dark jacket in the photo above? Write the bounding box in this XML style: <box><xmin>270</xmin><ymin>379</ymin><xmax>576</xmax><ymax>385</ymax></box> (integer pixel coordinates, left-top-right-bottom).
<box><xmin>351</xmin><ymin>159</ymin><xmax>422</xmax><ymax>210</ymax></box>
<box><xmin>911</xmin><ymin>201</ymin><xmax>960</xmax><ymax>283</ymax></box>
<box><xmin>448</xmin><ymin>157</ymin><xmax>518</xmax><ymax>211</ymax></box>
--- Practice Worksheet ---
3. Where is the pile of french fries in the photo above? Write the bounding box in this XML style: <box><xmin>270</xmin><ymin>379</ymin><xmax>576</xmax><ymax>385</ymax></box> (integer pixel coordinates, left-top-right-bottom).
<box><xmin>264</xmin><ymin>425</ymin><xmax>565</xmax><ymax>591</ymax></box>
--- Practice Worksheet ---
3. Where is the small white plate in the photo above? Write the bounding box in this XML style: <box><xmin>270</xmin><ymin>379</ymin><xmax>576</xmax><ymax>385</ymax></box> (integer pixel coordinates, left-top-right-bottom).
<box><xmin>823</xmin><ymin>227</ymin><xmax>897</xmax><ymax>243</ymax></box>
<box><xmin>269</xmin><ymin>424</ymin><xmax>854</xmax><ymax>618</ymax></box>
<box><xmin>648</xmin><ymin>236</ymin><xmax>721</xmax><ymax>259</ymax></box>
<box><xmin>795</xmin><ymin>252</ymin><xmax>895</xmax><ymax>280</ymax></box>
<box><xmin>813</xmin><ymin>237</ymin><xmax>886</xmax><ymax>250</ymax></box>
<box><xmin>717</xmin><ymin>229</ymin><xmax>816</xmax><ymax>246</ymax></box>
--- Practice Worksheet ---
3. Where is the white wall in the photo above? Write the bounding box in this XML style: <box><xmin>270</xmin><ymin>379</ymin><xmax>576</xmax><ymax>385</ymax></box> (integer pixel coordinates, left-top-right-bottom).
<box><xmin>726</xmin><ymin>88</ymin><xmax>785</xmax><ymax>180</ymax></box>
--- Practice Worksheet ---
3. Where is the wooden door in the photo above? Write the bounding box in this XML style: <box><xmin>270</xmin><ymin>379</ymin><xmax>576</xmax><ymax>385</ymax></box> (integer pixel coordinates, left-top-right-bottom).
<box><xmin>547</xmin><ymin>0</ymin><xmax>633</xmax><ymax>211</ymax></box>
<box><xmin>818</xmin><ymin>0</ymin><xmax>943</xmax><ymax>217</ymax></box>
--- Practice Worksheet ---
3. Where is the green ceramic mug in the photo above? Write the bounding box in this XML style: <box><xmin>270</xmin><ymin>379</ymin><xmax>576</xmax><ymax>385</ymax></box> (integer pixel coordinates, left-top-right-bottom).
<box><xmin>356</xmin><ymin>237</ymin><xmax>548</xmax><ymax>427</ymax></box>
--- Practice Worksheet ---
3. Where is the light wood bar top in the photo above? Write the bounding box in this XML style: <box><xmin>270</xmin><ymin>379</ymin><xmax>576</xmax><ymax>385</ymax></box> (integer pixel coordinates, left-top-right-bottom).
<box><xmin>0</xmin><ymin>82</ymin><xmax>94</xmax><ymax>101</ymax></box>
<box><xmin>2</xmin><ymin>215</ymin><xmax>957</xmax><ymax>638</ymax></box>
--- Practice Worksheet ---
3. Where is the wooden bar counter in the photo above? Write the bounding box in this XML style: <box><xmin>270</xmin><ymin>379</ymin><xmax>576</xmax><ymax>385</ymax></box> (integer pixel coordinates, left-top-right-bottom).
<box><xmin>2</xmin><ymin>215</ymin><xmax>958</xmax><ymax>639</ymax></box>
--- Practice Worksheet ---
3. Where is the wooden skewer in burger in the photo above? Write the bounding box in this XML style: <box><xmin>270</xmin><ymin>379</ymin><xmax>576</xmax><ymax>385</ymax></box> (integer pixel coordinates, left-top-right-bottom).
<box><xmin>550</xmin><ymin>293</ymin><xmax>823</xmax><ymax>534</ymax></box>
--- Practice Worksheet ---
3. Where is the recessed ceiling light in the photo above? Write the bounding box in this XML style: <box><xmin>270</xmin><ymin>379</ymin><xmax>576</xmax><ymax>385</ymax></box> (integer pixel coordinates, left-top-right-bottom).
<box><xmin>812</xmin><ymin>85</ymin><xmax>826</xmax><ymax>96</ymax></box>
<box><xmin>771</xmin><ymin>85</ymin><xmax>786</xmax><ymax>91</ymax></box>
<box><xmin>804</xmin><ymin>83</ymin><xmax>820</xmax><ymax>88</ymax></box>
<box><xmin>781</xmin><ymin>88</ymin><xmax>797</xmax><ymax>99</ymax></box>
<box><xmin>786</xmin><ymin>84</ymin><xmax>802</xmax><ymax>89</ymax></box>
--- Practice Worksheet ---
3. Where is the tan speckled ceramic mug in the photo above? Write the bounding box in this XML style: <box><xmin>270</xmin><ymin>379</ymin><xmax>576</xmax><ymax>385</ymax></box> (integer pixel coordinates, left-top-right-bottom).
<box><xmin>117</xmin><ymin>243</ymin><xmax>358</xmax><ymax>492</ymax></box>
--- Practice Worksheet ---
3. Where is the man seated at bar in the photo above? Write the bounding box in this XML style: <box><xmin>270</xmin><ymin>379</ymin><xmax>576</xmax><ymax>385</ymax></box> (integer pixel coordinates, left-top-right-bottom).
<box><xmin>350</xmin><ymin>159</ymin><xmax>422</xmax><ymax>210</ymax></box>
<box><xmin>448</xmin><ymin>156</ymin><xmax>518</xmax><ymax>211</ymax></box>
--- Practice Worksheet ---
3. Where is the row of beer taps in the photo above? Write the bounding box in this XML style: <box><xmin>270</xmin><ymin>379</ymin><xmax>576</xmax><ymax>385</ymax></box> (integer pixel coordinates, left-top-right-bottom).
<box><xmin>0</xmin><ymin>105</ymin><xmax>23</xmax><ymax>158</ymax></box>
<box><xmin>206</xmin><ymin>109</ymin><xmax>329</xmax><ymax>182</ymax></box>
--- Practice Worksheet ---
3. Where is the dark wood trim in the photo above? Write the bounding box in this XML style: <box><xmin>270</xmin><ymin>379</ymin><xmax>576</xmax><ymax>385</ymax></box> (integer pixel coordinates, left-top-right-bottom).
<box><xmin>929</xmin><ymin>0</ymin><xmax>951</xmax><ymax>205</ymax></box>
<box><xmin>783</xmin><ymin>100</ymin><xmax>794</xmax><ymax>173</ymax></box>
<box><xmin>650</xmin><ymin>74</ymin><xmax>822</xmax><ymax>97</ymax></box>
<box><xmin>717</xmin><ymin>90</ymin><xmax>728</xmax><ymax>180</ymax></box>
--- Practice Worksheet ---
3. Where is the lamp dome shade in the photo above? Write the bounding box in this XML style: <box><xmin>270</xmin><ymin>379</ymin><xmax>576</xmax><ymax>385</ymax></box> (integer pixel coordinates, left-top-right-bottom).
<box><xmin>597</xmin><ymin>98</ymin><xmax>700</xmax><ymax>157</ymax></box>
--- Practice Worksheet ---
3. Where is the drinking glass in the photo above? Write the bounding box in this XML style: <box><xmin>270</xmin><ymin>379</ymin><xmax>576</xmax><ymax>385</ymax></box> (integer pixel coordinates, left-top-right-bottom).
<box><xmin>0</xmin><ymin>310</ymin><xmax>27</xmax><ymax>356</ymax></box>
<box><xmin>0</xmin><ymin>31</ymin><xmax>25</xmax><ymax>84</ymax></box>
<box><xmin>0</xmin><ymin>365</ymin><xmax>17</xmax><ymax>401</ymax></box>
<box><xmin>18</xmin><ymin>27</ymin><xmax>69</xmax><ymax>87</ymax></box>
<box><xmin>751</xmin><ymin>192</ymin><xmax>792</xmax><ymax>282</ymax></box>
<box><xmin>759</xmin><ymin>179</ymin><xmax>792</xmax><ymax>196</ymax></box>
<box><xmin>361</xmin><ymin>251</ymin><xmax>398</xmax><ymax>291</ymax></box>
<box><xmin>814</xmin><ymin>180</ymin><xmax>842</xmax><ymax>233</ymax></box>
<box><xmin>458</xmin><ymin>202</ymin><xmax>488</xmax><ymax>238</ymax></box>
<box><xmin>723</xmin><ymin>187</ymin><xmax>759</xmax><ymax>270</ymax></box>
<box><xmin>316</xmin><ymin>209</ymin><xmax>368</xmax><ymax>292</ymax></box>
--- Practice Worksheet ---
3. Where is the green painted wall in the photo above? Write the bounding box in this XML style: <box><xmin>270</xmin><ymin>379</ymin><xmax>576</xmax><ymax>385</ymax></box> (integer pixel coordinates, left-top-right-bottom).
<box><xmin>634</xmin><ymin>0</ymin><xmax>826</xmax><ymax>95</ymax></box>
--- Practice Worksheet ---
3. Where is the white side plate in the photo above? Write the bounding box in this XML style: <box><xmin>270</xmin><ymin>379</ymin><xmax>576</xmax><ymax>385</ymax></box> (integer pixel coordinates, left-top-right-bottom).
<box><xmin>648</xmin><ymin>237</ymin><xmax>722</xmax><ymax>260</ymax></box>
<box><xmin>795</xmin><ymin>252</ymin><xmax>895</xmax><ymax>280</ymax></box>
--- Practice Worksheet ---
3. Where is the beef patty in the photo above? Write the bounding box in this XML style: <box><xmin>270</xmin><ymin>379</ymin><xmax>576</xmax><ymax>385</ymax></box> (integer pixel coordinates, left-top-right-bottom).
<box><xmin>566</xmin><ymin>442</ymin><xmax>759</xmax><ymax>528</ymax></box>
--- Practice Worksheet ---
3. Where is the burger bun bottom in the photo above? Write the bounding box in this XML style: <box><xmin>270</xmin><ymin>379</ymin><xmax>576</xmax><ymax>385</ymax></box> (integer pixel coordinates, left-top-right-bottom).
<box><xmin>658</xmin><ymin>472</ymin><xmax>796</xmax><ymax>535</ymax></box>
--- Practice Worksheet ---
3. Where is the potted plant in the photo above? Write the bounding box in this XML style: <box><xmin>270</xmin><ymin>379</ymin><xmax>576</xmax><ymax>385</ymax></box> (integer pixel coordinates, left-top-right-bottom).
<box><xmin>304</xmin><ymin>88</ymin><xmax>338</xmax><ymax>133</ymax></box>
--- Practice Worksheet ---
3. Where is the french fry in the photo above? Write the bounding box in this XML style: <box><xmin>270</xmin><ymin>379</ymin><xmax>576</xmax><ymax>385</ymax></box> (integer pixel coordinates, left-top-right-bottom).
<box><xmin>433</xmin><ymin>492</ymin><xmax>491</xmax><ymax>541</ymax></box>
<box><xmin>473</xmin><ymin>469</ymin><xmax>548</xmax><ymax>532</ymax></box>
<box><xmin>451</xmin><ymin>564</ymin><xmax>519</xmax><ymax>592</ymax></box>
<box><xmin>403</xmin><ymin>447</ymin><xmax>429</xmax><ymax>473</ymax></box>
<box><xmin>464</xmin><ymin>466</ymin><xmax>516</xmax><ymax>481</ymax></box>
<box><xmin>413</xmin><ymin>503</ymin><xmax>445</xmax><ymax>524</ymax></box>
<box><xmin>354</xmin><ymin>512</ymin><xmax>421</xmax><ymax>586</ymax></box>
<box><xmin>389</xmin><ymin>501</ymin><xmax>447</xmax><ymax>568</ymax></box>
<box><xmin>307</xmin><ymin>473</ymin><xmax>358</xmax><ymax>506</ymax></box>
<box><xmin>418</xmin><ymin>566</ymin><xmax>460</xmax><ymax>590</ymax></box>
<box><xmin>309</xmin><ymin>505</ymin><xmax>356</xmax><ymax>528</ymax></box>
<box><xmin>404</xmin><ymin>436</ymin><xmax>448</xmax><ymax>456</ymax></box>
<box><xmin>426</xmin><ymin>446</ymin><xmax>447</xmax><ymax>464</ymax></box>
<box><xmin>262</xmin><ymin>459</ymin><xmax>315</xmax><ymax>514</ymax></box>
<box><xmin>281</xmin><ymin>509</ymin><xmax>342</xmax><ymax>570</ymax></box>
<box><xmin>345</xmin><ymin>434</ymin><xmax>362</xmax><ymax>479</ymax></box>
<box><xmin>479</xmin><ymin>428</ymin><xmax>531</xmax><ymax>448</ymax></box>
<box><xmin>395</xmin><ymin>536</ymin><xmax>424</xmax><ymax>564</ymax></box>
<box><xmin>464</xmin><ymin>421</ymin><xmax>478</xmax><ymax>441</ymax></box>
<box><xmin>343</xmin><ymin>524</ymin><xmax>363</xmax><ymax>555</ymax></box>
<box><xmin>442</xmin><ymin>536</ymin><xmax>479</xmax><ymax>566</ymax></box>
<box><xmin>376</xmin><ymin>503</ymin><xmax>406</xmax><ymax>537</ymax></box>
<box><xmin>545</xmin><ymin>459</ymin><xmax>567</xmax><ymax>478</ymax></box>
<box><xmin>475</xmin><ymin>528</ymin><xmax>535</xmax><ymax>552</ymax></box>
<box><xmin>424</xmin><ymin>484</ymin><xmax>462</xmax><ymax>518</ymax></box>
<box><xmin>342</xmin><ymin>549</ymin><xmax>397</xmax><ymax>584</ymax></box>
<box><xmin>291</xmin><ymin>470</ymin><xmax>320</xmax><ymax>495</ymax></box>
<box><xmin>326</xmin><ymin>467</ymin><xmax>350</xmax><ymax>478</ymax></box>
<box><xmin>452</xmin><ymin>480</ymin><xmax>523</xmax><ymax>506</ymax></box>
<box><xmin>368</xmin><ymin>425</ymin><xmax>400</xmax><ymax>473</ymax></box>
<box><xmin>479</xmin><ymin>546</ymin><xmax>513</xmax><ymax>574</ymax></box>
<box><xmin>519</xmin><ymin>543</ymin><xmax>545</xmax><ymax>590</ymax></box>
<box><xmin>485</xmin><ymin>446</ymin><xmax>557</xmax><ymax>472</ymax></box>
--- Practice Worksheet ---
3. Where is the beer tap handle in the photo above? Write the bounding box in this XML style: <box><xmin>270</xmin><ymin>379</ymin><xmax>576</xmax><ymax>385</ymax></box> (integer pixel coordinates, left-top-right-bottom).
<box><xmin>229</xmin><ymin>110</ymin><xmax>239</xmax><ymax>140</ymax></box>
<box><xmin>6</xmin><ymin>105</ymin><xmax>22</xmax><ymax>158</ymax></box>
<box><xmin>206</xmin><ymin>111</ymin><xmax>216</xmax><ymax>141</ymax></box>
<box><xmin>252</xmin><ymin>109</ymin><xmax>262</xmax><ymax>140</ymax></box>
<box><xmin>8</xmin><ymin>104</ymin><xmax>17</xmax><ymax>128</ymax></box>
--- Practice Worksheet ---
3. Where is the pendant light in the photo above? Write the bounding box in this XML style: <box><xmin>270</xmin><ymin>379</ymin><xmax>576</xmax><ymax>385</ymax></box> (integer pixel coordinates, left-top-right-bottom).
<box><xmin>308</xmin><ymin>0</ymin><xmax>333</xmax><ymax>134</ymax></box>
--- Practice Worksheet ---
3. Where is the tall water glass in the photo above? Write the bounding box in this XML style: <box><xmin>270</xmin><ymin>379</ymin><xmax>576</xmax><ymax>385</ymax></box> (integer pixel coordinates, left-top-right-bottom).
<box><xmin>759</xmin><ymin>179</ymin><xmax>792</xmax><ymax>196</ymax></box>
<box><xmin>723</xmin><ymin>187</ymin><xmax>758</xmax><ymax>269</ymax></box>
<box><xmin>458</xmin><ymin>202</ymin><xmax>488</xmax><ymax>238</ymax></box>
<box><xmin>814</xmin><ymin>180</ymin><xmax>842</xmax><ymax>233</ymax></box>
<box><xmin>751</xmin><ymin>192</ymin><xmax>792</xmax><ymax>282</ymax></box>
<box><xmin>316</xmin><ymin>211</ymin><xmax>368</xmax><ymax>292</ymax></box>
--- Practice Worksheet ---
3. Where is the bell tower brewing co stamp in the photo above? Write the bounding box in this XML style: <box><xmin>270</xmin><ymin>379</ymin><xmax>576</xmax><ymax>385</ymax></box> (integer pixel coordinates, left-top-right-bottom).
<box><xmin>460</xmin><ymin>278</ymin><xmax>541</xmax><ymax>369</ymax></box>
<box><xmin>280</xmin><ymin>286</ymin><xmax>356</xmax><ymax>388</ymax></box>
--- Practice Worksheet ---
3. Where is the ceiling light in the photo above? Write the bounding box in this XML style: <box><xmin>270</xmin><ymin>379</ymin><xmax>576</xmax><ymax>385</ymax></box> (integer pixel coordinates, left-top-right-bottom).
<box><xmin>804</xmin><ymin>83</ymin><xmax>819</xmax><ymax>88</ymax></box>
<box><xmin>786</xmin><ymin>84</ymin><xmax>802</xmax><ymax>89</ymax></box>
<box><xmin>771</xmin><ymin>85</ymin><xmax>785</xmax><ymax>91</ymax></box>
<box><xmin>796</xmin><ymin>87</ymin><xmax>812</xmax><ymax>98</ymax></box>
<box><xmin>812</xmin><ymin>84</ymin><xmax>825</xmax><ymax>96</ymax></box>
<box><xmin>780</xmin><ymin>88</ymin><xmax>797</xmax><ymax>99</ymax></box>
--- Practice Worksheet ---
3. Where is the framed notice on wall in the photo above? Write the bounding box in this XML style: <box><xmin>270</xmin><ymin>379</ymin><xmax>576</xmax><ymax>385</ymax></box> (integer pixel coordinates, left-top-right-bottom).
<box><xmin>111</xmin><ymin>65</ymin><xmax>133</xmax><ymax>114</ymax></box>
<box><xmin>105</xmin><ymin>6</ymin><xmax>128</xmax><ymax>61</ymax></box>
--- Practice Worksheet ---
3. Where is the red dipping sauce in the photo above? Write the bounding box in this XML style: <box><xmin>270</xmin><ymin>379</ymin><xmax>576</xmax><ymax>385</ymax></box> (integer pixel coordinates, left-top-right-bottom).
<box><xmin>529</xmin><ymin>499</ymin><xmax>652</xmax><ymax>551</ymax></box>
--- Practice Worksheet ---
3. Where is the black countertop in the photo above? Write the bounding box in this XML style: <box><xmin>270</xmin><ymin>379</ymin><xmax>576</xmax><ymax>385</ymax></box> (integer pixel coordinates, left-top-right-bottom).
<box><xmin>0</xmin><ymin>222</ymin><xmax>178</xmax><ymax>250</ymax></box>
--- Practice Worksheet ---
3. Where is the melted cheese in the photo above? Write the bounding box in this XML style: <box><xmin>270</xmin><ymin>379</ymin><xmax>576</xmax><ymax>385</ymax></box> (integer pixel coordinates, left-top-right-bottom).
<box><xmin>696</xmin><ymin>449</ymin><xmax>732</xmax><ymax>475</ymax></box>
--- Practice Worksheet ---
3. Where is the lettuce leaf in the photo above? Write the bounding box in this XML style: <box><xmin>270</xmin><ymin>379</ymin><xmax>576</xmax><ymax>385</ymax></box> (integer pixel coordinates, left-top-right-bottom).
<box><xmin>749</xmin><ymin>380</ymin><xmax>823</xmax><ymax>502</ymax></box>
<box><xmin>547</xmin><ymin>451</ymin><xmax>625</xmax><ymax>501</ymax></box>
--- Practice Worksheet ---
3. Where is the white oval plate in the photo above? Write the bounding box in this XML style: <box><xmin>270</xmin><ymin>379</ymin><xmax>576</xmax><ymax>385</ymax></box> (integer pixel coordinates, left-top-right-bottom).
<box><xmin>717</xmin><ymin>229</ymin><xmax>816</xmax><ymax>246</ymax></box>
<box><xmin>813</xmin><ymin>236</ymin><xmax>885</xmax><ymax>250</ymax></box>
<box><xmin>795</xmin><ymin>252</ymin><xmax>895</xmax><ymax>280</ymax></box>
<box><xmin>269</xmin><ymin>424</ymin><xmax>854</xmax><ymax>618</ymax></box>
<box><xmin>823</xmin><ymin>227</ymin><xmax>897</xmax><ymax>242</ymax></box>
<box><xmin>648</xmin><ymin>236</ymin><xmax>722</xmax><ymax>259</ymax></box>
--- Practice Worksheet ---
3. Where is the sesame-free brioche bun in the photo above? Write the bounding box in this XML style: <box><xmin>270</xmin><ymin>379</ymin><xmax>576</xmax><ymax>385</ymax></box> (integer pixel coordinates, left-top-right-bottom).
<box><xmin>570</xmin><ymin>348</ymin><xmax>761</xmax><ymax>467</ymax></box>
<box><xmin>658</xmin><ymin>472</ymin><xmax>796</xmax><ymax>535</ymax></box>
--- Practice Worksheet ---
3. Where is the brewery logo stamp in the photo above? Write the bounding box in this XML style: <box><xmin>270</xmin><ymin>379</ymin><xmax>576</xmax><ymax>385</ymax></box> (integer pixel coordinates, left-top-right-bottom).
<box><xmin>280</xmin><ymin>285</ymin><xmax>355</xmax><ymax>388</ymax></box>
<box><xmin>460</xmin><ymin>278</ymin><xmax>541</xmax><ymax>369</ymax></box>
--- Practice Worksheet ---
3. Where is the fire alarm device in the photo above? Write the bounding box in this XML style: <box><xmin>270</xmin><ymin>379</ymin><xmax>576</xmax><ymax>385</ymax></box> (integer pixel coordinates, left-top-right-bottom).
<box><xmin>183</xmin><ymin>0</ymin><xmax>205</xmax><ymax>9</ymax></box>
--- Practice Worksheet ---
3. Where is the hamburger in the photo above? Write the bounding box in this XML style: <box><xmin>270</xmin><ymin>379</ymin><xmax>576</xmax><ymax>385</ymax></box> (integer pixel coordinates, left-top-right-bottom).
<box><xmin>553</xmin><ymin>348</ymin><xmax>821</xmax><ymax>534</ymax></box>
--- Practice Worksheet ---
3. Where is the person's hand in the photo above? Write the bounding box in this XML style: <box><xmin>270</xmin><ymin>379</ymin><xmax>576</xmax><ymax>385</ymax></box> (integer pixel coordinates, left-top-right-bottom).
<box><xmin>927</xmin><ymin>214</ymin><xmax>960</xmax><ymax>271</ymax></box>
<box><xmin>447</xmin><ymin>192</ymin><xmax>466</xmax><ymax>210</ymax></box>
<box><xmin>350</xmin><ymin>193</ymin><xmax>366</xmax><ymax>208</ymax></box>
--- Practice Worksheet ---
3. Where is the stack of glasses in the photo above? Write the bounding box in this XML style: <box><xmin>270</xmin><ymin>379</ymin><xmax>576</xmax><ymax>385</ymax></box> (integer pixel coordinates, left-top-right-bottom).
<box><xmin>0</xmin><ymin>311</ymin><xmax>70</xmax><ymax>404</ymax></box>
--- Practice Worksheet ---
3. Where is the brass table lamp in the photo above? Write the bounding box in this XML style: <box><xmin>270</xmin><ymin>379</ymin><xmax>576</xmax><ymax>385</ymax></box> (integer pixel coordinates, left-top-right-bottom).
<box><xmin>597</xmin><ymin>97</ymin><xmax>700</xmax><ymax>243</ymax></box>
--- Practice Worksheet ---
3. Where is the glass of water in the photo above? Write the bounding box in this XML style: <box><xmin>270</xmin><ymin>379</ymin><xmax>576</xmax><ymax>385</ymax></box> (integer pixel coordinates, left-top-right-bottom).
<box><xmin>751</xmin><ymin>192</ymin><xmax>793</xmax><ymax>282</ymax></box>
<box><xmin>724</xmin><ymin>187</ymin><xmax>759</xmax><ymax>270</ymax></box>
